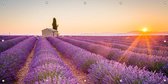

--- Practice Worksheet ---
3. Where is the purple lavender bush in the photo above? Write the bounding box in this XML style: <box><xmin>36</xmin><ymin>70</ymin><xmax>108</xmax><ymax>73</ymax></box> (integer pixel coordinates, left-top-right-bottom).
<box><xmin>0</xmin><ymin>36</ymin><xmax>28</xmax><ymax>53</ymax></box>
<box><xmin>48</xmin><ymin>37</ymin><xmax>168</xmax><ymax>84</ymax></box>
<box><xmin>88</xmin><ymin>60</ymin><xmax>168</xmax><ymax>84</ymax></box>
<box><xmin>59</xmin><ymin>37</ymin><xmax>168</xmax><ymax>72</ymax></box>
<box><xmin>0</xmin><ymin>35</ymin><xmax>19</xmax><ymax>41</ymax></box>
<box><xmin>47</xmin><ymin>37</ymin><xmax>105</xmax><ymax>73</ymax></box>
<box><xmin>24</xmin><ymin>38</ymin><xmax>78</xmax><ymax>84</ymax></box>
<box><xmin>161</xmin><ymin>64</ymin><xmax>168</xmax><ymax>77</ymax></box>
<box><xmin>70</xmin><ymin>36</ymin><xmax>168</xmax><ymax>57</ymax></box>
<box><xmin>0</xmin><ymin>37</ymin><xmax>36</xmax><ymax>83</ymax></box>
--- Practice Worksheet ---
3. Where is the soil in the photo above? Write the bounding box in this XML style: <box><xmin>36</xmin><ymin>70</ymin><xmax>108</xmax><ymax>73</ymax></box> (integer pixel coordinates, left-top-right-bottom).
<box><xmin>15</xmin><ymin>44</ymin><xmax>36</xmax><ymax>84</ymax></box>
<box><xmin>54</xmin><ymin>49</ymin><xmax>91</xmax><ymax>84</ymax></box>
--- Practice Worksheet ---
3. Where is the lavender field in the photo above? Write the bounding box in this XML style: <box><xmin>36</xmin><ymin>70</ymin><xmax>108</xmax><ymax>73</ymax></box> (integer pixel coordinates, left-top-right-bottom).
<box><xmin>0</xmin><ymin>35</ymin><xmax>168</xmax><ymax>84</ymax></box>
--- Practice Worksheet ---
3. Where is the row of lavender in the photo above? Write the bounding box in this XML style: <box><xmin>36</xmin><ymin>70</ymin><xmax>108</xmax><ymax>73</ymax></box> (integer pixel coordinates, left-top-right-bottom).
<box><xmin>0</xmin><ymin>35</ymin><xmax>19</xmax><ymax>41</ymax></box>
<box><xmin>59</xmin><ymin>37</ymin><xmax>168</xmax><ymax>74</ymax></box>
<box><xmin>0</xmin><ymin>36</ymin><xmax>28</xmax><ymax>53</ymax></box>
<box><xmin>48</xmin><ymin>37</ymin><xmax>168</xmax><ymax>84</ymax></box>
<box><xmin>77</xmin><ymin>36</ymin><xmax>168</xmax><ymax>49</ymax></box>
<box><xmin>24</xmin><ymin>38</ymin><xmax>78</xmax><ymax>84</ymax></box>
<box><xmin>0</xmin><ymin>37</ymin><xmax>36</xmax><ymax>83</ymax></box>
<box><xmin>69</xmin><ymin>36</ymin><xmax>168</xmax><ymax>56</ymax></box>
<box><xmin>70</xmin><ymin>36</ymin><xmax>168</xmax><ymax>50</ymax></box>
<box><xmin>71</xmin><ymin>36</ymin><xmax>168</xmax><ymax>56</ymax></box>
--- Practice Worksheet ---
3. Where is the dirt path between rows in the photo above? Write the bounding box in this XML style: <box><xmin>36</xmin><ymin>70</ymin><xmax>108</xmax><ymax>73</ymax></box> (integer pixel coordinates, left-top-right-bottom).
<box><xmin>15</xmin><ymin>44</ymin><xmax>36</xmax><ymax>84</ymax></box>
<box><xmin>54</xmin><ymin>48</ymin><xmax>90</xmax><ymax>84</ymax></box>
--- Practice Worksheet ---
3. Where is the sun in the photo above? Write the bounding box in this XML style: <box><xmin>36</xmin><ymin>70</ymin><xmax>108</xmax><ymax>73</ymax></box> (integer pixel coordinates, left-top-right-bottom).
<box><xmin>142</xmin><ymin>27</ymin><xmax>148</xmax><ymax>32</ymax></box>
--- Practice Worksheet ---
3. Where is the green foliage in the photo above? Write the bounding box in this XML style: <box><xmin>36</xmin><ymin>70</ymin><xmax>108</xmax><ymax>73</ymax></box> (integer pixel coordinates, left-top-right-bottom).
<box><xmin>148</xmin><ymin>61</ymin><xmax>165</xmax><ymax>72</ymax></box>
<box><xmin>107</xmin><ymin>52</ymin><xmax>115</xmax><ymax>60</ymax></box>
<box><xmin>52</xmin><ymin>18</ymin><xmax>58</xmax><ymax>30</ymax></box>
<box><xmin>82</xmin><ymin>59</ymin><xmax>96</xmax><ymax>73</ymax></box>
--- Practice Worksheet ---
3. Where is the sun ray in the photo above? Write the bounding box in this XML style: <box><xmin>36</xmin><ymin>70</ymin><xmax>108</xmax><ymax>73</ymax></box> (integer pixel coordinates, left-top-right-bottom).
<box><xmin>118</xmin><ymin>32</ymin><xmax>153</xmax><ymax>64</ymax></box>
<box><xmin>145</xmin><ymin>35</ymin><xmax>152</xmax><ymax>57</ymax></box>
<box><xmin>118</xmin><ymin>36</ymin><xmax>141</xmax><ymax>62</ymax></box>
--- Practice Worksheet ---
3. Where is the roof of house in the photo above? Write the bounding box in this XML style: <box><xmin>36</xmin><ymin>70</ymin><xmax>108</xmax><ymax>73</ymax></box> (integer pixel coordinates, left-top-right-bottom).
<box><xmin>42</xmin><ymin>28</ymin><xmax>57</xmax><ymax>32</ymax></box>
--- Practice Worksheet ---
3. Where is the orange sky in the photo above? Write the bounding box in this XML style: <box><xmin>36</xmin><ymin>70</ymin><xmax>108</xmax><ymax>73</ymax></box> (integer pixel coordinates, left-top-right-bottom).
<box><xmin>0</xmin><ymin>0</ymin><xmax>168</xmax><ymax>35</ymax></box>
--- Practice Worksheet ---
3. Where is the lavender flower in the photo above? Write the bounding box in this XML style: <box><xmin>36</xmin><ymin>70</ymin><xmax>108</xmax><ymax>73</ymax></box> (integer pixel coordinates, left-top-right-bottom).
<box><xmin>0</xmin><ymin>36</ymin><xmax>27</xmax><ymax>53</ymax></box>
<box><xmin>47</xmin><ymin>37</ymin><xmax>105</xmax><ymax>73</ymax></box>
<box><xmin>0</xmin><ymin>37</ymin><xmax>36</xmax><ymax>83</ymax></box>
<box><xmin>59</xmin><ymin>37</ymin><xmax>168</xmax><ymax>72</ymax></box>
<box><xmin>88</xmin><ymin>60</ymin><xmax>168</xmax><ymax>84</ymax></box>
<box><xmin>24</xmin><ymin>38</ymin><xmax>78</xmax><ymax>84</ymax></box>
<box><xmin>48</xmin><ymin>37</ymin><xmax>168</xmax><ymax>84</ymax></box>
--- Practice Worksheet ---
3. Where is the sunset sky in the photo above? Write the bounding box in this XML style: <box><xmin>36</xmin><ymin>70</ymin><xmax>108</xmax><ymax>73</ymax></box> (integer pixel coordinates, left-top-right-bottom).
<box><xmin>0</xmin><ymin>0</ymin><xmax>168</xmax><ymax>35</ymax></box>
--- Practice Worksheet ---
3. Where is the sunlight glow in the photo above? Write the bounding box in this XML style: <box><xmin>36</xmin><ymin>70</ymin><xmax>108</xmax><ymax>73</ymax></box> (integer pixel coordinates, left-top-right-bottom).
<box><xmin>119</xmin><ymin>79</ymin><xmax>123</xmax><ymax>82</ymax></box>
<box><xmin>145</xmin><ymin>36</ymin><xmax>152</xmax><ymax>56</ymax></box>
<box><xmin>164</xmin><ymin>40</ymin><xmax>167</xmax><ymax>43</ymax></box>
<box><xmin>118</xmin><ymin>36</ymin><xmax>140</xmax><ymax>62</ymax></box>
<box><xmin>1</xmin><ymin>39</ymin><xmax>4</xmax><ymax>42</ymax></box>
<box><xmin>142</xmin><ymin>27</ymin><xmax>148</xmax><ymax>32</ymax></box>
<box><xmin>164</xmin><ymin>79</ymin><xmax>167</xmax><ymax>82</ymax></box>
<box><xmin>84</xmin><ymin>80</ymin><xmax>87</xmax><ymax>82</ymax></box>
<box><xmin>118</xmin><ymin>35</ymin><xmax>153</xmax><ymax>63</ymax></box>
<box><xmin>2</xmin><ymin>79</ymin><xmax>5</xmax><ymax>83</ymax></box>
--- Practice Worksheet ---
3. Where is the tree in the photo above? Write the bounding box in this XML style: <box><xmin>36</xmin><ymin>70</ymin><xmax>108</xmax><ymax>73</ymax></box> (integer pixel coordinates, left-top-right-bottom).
<box><xmin>52</xmin><ymin>18</ymin><xmax>58</xmax><ymax>30</ymax></box>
